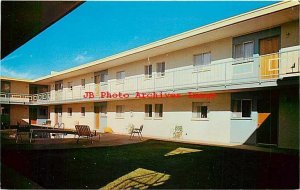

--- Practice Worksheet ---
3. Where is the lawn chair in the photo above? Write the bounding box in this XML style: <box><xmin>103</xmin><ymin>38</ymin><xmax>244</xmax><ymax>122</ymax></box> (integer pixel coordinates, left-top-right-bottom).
<box><xmin>173</xmin><ymin>125</ymin><xmax>183</xmax><ymax>139</ymax></box>
<box><xmin>52</xmin><ymin>123</ymin><xmax>65</xmax><ymax>138</ymax></box>
<box><xmin>15</xmin><ymin>121</ymin><xmax>30</xmax><ymax>143</ymax></box>
<box><xmin>75</xmin><ymin>125</ymin><xmax>99</xmax><ymax>144</ymax></box>
<box><xmin>130</xmin><ymin>125</ymin><xmax>143</xmax><ymax>140</ymax></box>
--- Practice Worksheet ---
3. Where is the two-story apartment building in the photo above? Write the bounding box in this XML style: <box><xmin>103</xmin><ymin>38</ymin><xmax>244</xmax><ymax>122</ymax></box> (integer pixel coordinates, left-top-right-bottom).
<box><xmin>1</xmin><ymin>1</ymin><xmax>299</xmax><ymax>149</ymax></box>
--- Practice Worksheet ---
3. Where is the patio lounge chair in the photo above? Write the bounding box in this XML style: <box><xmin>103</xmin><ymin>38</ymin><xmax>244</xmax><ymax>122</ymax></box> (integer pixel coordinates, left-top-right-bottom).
<box><xmin>130</xmin><ymin>125</ymin><xmax>143</xmax><ymax>140</ymax></box>
<box><xmin>15</xmin><ymin>121</ymin><xmax>30</xmax><ymax>143</ymax></box>
<box><xmin>75</xmin><ymin>125</ymin><xmax>100</xmax><ymax>144</ymax></box>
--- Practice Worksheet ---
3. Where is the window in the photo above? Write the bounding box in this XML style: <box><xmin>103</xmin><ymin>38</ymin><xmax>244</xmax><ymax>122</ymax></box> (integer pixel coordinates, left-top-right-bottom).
<box><xmin>68</xmin><ymin>82</ymin><xmax>73</xmax><ymax>90</ymax></box>
<box><xmin>194</xmin><ymin>52</ymin><xmax>211</xmax><ymax>67</ymax></box>
<box><xmin>232</xmin><ymin>99</ymin><xmax>252</xmax><ymax>118</ymax></box>
<box><xmin>116</xmin><ymin>105</ymin><xmax>124</xmax><ymax>117</ymax></box>
<box><xmin>1</xmin><ymin>81</ymin><xmax>10</xmax><ymax>93</ymax></box>
<box><xmin>116</xmin><ymin>71</ymin><xmax>125</xmax><ymax>81</ymax></box>
<box><xmin>234</xmin><ymin>41</ymin><xmax>254</xmax><ymax>59</ymax></box>
<box><xmin>55</xmin><ymin>81</ymin><xmax>63</xmax><ymax>90</ymax></box>
<box><xmin>155</xmin><ymin>104</ymin><xmax>163</xmax><ymax>118</ymax></box>
<box><xmin>39</xmin><ymin>107</ymin><xmax>48</xmax><ymax>116</ymax></box>
<box><xmin>244</xmin><ymin>42</ymin><xmax>254</xmax><ymax>58</ymax></box>
<box><xmin>81</xmin><ymin>79</ymin><xmax>85</xmax><ymax>89</ymax></box>
<box><xmin>81</xmin><ymin>107</ymin><xmax>85</xmax><ymax>117</ymax></box>
<box><xmin>156</xmin><ymin>62</ymin><xmax>165</xmax><ymax>77</ymax></box>
<box><xmin>100</xmin><ymin>73</ymin><xmax>108</xmax><ymax>83</ymax></box>
<box><xmin>145</xmin><ymin>65</ymin><xmax>152</xmax><ymax>78</ymax></box>
<box><xmin>192</xmin><ymin>102</ymin><xmax>208</xmax><ymax>119</ymax></box>
<box><xmin>55</xmin><ymin>107</ymin><xmax>62</xmax><ymax>116</ymax></box>
<box><xmin>68</xmin><ymin>108</ymin><xmax>72</xmax><ymax>116</ymax></box>
<box><xmin>145</xmin><ymin>104</ymin><xmax>152</xmax><ymax>117</ymax></box>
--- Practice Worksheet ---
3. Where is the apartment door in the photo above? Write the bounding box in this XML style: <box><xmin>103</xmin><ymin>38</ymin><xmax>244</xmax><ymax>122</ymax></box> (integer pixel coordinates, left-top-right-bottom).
<box><xmin>54</xmin><ymin>106</ymin><xmax>62</xmax><ymax>124</ymax></box>
<box><xmin>94</xmin><ymin>106</ymin><xmax>100</xmax><ymax>130</ymax></box>
<box><xmin>94</xmin><ymin>70</ymin><xmax>108</xmax><ymax>97</ymax></box>
<box><xmin>99</xmin><ymin>104</ymin><xmax>107</xmax><ymax>133</ymax></box>
<box><xmin>100</xmin><ymin>70</ymin><xmax>108</xmax><ymax>91</ymax></box>
<box><xmin>94</xmin><ymin>74</ymin><xmax>101</xmax><ymax>97</ymax></box>
<box><xmin>256</xmin><ymin>90</ymin><xmax>279</xmax><ymax>145</ymax></box>
<box><xmin>29</xmin><ymin>107</ymin><xmax>37</xmax><ymax>125</ymax></box>
<box><xmin>95</xmin><ymin>103</ymin><xmax>107</xmax><ymax>132</ymax></box>
<box><xmin>259</xmin><ymin>36</ymin><xmax>280</xmax><ymax>79</ymax></box>
<box><xmin>55</xmin><ymin>81</ymin><xmax>63</xmax><ymax>100</ymax></box>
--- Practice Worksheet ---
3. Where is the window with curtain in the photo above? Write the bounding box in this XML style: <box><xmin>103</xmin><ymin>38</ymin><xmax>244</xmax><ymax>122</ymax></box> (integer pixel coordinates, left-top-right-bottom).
<box><xmin>144</xmin><ymin>65</ymin><xmax>152</xmax><ymax>78</ymax></box>
<box><xmin>67</xmin><ymin>82</ymin><xmax>73</xmax><ymax>90</ymax></box>
<box><xmin>156</xmin><ymin>62</ymin><xmax>165</xmax><ymax>77</ymax></box>
<box><xmin>81</xmin><ymin>79</ymin><xmax>85</xmax><ymax>89</ymax></box>
<box><xmin>81</xmin><ymin>107</ymin><xmax>85</xmax><ymax>117</ymax></box>
<box><xmin>116</xmin><ymin>71</ymin><xmax>125</xmax><ymax>81</ymax></box>
<box><xmin>231</xmin><ymin>99</ymin><xmax>252</xmax><ymax>118</ymax></box>
<box><xmin>68</xmin><ymin>108</ymin><xmax>72</xmax><ymax>116</ymax></box>
<box><xmin>155</xmin><ymin>104</ymin><xmax>163</xmax><ymax>118</ymax></box>
<box><xmin>244</xmin><ymin>42</ymin><xmax>254</xmax><ymax>58</ymax></box>
<box><xmin>145</xmin><ymin>104</ymin><xmax>152</xmax><ymax>117</ymax></box>
<box><xmin>194</xmin><ymin>52</ymin><xmax>211</xmax><ymax>67</ymax></box>
<box><xmin>192</xmin><ymin>102</ymin><xmax>208</xmax><ymax>119</ymax></box>
<box><xmin>234</xmin><ymin>41</ymin><xmax>254</xmax><ymax>59</ymax></box>
<box><xmin>100</xmin><ymin>73</ymin><xmax>108</xmax><ymax>83</ymax></box>
<box><xmin>116</xmin><ymin>105</ymin><xmax>124</xmax><ymax>117</ymax></box>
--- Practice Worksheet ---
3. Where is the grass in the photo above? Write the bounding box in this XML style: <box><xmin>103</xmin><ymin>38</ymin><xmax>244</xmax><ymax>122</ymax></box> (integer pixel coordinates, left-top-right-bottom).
<box><xmin>1</xmin><ymin>140</ymin><xmax>299</xmax><ymax>189</ymax></box>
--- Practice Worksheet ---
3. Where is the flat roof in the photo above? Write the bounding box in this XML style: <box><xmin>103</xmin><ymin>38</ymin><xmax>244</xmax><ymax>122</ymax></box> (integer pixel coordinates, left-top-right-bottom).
<box><xmin>0</xmin><ymin>76</ymin><xmax>32</xmax><ymax>83</ymax></box>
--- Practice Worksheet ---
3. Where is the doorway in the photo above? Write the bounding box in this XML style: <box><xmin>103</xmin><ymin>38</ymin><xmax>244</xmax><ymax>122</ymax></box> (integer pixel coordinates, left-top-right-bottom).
<box><xmin>29</xmin><ymin>106</ymin><xmax>37</xmax><ymax>125</ymax></box>
<box><xmin>256</xmin><ymin>90</ymin><xmax>279</xmax><ymax>145</ymax></box>
<box><xmin>54</xmin><ymin>106</ymin><xmax>62</xmax><ymax>124</ymax></box>
<box><xmin>95</xmin><ymin>102</ymin><xmax>107</xmax><ymax>132</ymax></box>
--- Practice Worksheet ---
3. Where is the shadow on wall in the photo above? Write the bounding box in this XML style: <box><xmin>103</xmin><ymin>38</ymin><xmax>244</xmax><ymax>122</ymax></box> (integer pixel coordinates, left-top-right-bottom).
<box><xmin>242</xmin><ymin>84</ymin><xmax>299</xmax><ymax>149</ymax></box>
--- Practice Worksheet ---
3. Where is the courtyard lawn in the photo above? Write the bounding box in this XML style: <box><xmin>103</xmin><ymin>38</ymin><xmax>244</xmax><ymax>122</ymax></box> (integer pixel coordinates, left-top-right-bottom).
<box><xmin>1</xmin><ymin>140</ymin><xmax>299</xmax><ymax>189</ymax></box>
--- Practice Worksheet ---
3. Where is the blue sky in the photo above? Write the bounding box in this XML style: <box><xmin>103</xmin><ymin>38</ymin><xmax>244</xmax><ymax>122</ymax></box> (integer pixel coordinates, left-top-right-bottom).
<box><xmin>1</xmin><ymin>1</ymin><xmax>277</xmax><ymax>79</ymax></box>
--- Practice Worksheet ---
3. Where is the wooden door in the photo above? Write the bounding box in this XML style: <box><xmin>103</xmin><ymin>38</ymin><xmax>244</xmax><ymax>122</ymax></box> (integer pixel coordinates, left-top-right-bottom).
<box><xmin>259</xmin><ymin>36</ymin><xmax>280</xmax><ymax>79</ymax></box>
<box><xmin>95</xmin><ymin>106</ymin><xmax>100</xmax><ymax>129</ymax></box>
<box><xmin>55</xmin><ymin>113</ymin><xmax>58</xmax><ymax>124</ymax></box>
<box><xmin>94</xmin><ymin>75</ymin><xmax>100</xmax><ymax>97</ymax></box>
<box><xmin>29</xmin><ymin>107</ymin><xmax>37</xmax><ymax>125</ymax></box>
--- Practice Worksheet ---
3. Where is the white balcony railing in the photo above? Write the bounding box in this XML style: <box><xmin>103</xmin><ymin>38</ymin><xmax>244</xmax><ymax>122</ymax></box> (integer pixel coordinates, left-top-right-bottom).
<box><xmin>1</xmin><ymin>48</ymin><xmax>299</xmax><ymax>105</ymax></box>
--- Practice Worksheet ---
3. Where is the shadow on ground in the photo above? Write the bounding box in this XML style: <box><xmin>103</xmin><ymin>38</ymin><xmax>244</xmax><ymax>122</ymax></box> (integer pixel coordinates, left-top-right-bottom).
<box><xmin>1</xmin><ymin>139</ymin><xmax>299</xmax><ymax>189</ymax></box>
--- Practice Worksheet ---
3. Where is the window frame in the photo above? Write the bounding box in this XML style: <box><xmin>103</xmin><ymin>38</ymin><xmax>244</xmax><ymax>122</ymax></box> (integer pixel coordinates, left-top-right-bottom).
<box><xmin>154</xmin><ymin>104</ymin><xmax>163</xmax><ymax>118</ymax></box>
<box><xmin>81</xmin><ymin>79</ymin><xmax>85</xmax><ymax>89</ymax></box>
<box><xmin>116</xmin><ymin>105</ymin><xmax>125</xmax><ymax>118</ymax></box>
<box><xmin>116</xmin><ymin>71</ymin><xmax>125</xmax><ymax>83</ymax></box>
<box><xmin>1</xmin><ymin>81</ymin><xmax>11</xmax><ymax>93</ymax></box>
<box><xmin>231</xmin><ymin>99</ymin><xmax>252</xmax><ymax>118</ymax></box>
<box><xmin>55</xmin><ymin>81</ymin><xmax>63</xmax><ymax>91</ymax></box>
<box><xmin>39</xmin><ymin>107</ymin><xmax>48</xmax><ymax>116</ymax></box>
<box><xmin>67</xmin><ymin>107</ymin><xmax>72</xmax><ymax>117</ymax></box>
<box><xmin>145</xmin><ymin>104</ymin><xmax>152</xmax><ymax>118</ymax></box>
<box><xmin>192</xmin><ymin>102</ymin><xmax>209</xmax><ymax>119</ymax></box>
<box><xmin>156</xmin><ymin>62</ymin><xmax>165</xmax><ymax>77</ymax></box>
<box><xmin>81</xmin><ymin>107</ymin><xmax>85</xmax><ymax>117</ymax></box>
<box><xmin>194</xmin><ymin>52</ymin><xmax>211</xmax><ymax>67</ymax></box>
<box><xmin>67</xmin><ymin>82</ymin><xmax>73</xmax><ymax>91</ymax></box>
<box><xmin>144</xmin><ymin>65</ymin><xmax>153</xmax><ymax>79</ymax></box>
<box><xmin>234</xmin><ymin>41</ymin><xmax>254</xmax><ymax>60</ymax></box>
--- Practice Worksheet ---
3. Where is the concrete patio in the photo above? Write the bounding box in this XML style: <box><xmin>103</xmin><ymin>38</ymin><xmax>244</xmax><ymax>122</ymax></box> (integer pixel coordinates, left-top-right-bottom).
<box><xmin>1</xmin><ymin>130</ymin><xmax>146</xmax><ymax>150</ymax></box>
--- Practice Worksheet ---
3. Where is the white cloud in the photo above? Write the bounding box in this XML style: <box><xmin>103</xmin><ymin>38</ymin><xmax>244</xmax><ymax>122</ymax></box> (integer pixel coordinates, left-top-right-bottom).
<box><xmin>74</xmin><ymin>51</ymin><xmax>93</xmax><ymax>63</ymax></box>
<box><xmin>0</xmin><ymin>65</ymin><xmax>32</xmax><ymax>79</ymax></box>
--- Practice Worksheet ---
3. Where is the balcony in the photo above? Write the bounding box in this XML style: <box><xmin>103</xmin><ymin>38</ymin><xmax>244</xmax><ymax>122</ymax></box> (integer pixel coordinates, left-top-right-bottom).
<box><xmin>1</xmin><ymin>48</ymin><xmax>299</xmax><ymax>105</ymax></box>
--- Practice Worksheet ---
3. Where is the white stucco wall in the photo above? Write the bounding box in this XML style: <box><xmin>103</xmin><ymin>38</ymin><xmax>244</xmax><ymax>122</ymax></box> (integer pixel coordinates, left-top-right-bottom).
<box><xmin>49</xmin><ymin>103</ymin><xmax>95</xmax><ymax>130</ymax></box>
<box><xmin>106</xmin><ymin>93</ymin><xmax>232</xmax><ymax>144</ymax></box>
